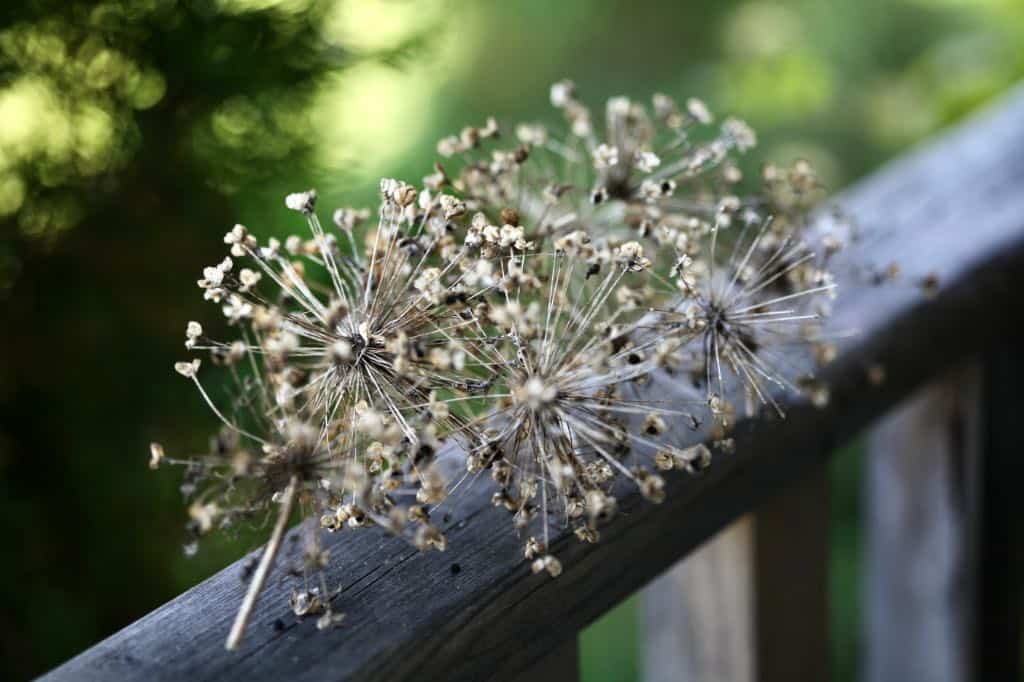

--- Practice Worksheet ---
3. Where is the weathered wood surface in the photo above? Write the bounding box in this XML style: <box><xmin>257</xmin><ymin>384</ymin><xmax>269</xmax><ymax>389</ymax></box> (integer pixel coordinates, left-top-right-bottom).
<box><xmin>975</xmin><ymin>349</ymin><xmax>1022</xmax><ymax>682</ymax></box>
<box><xmin>642</xmin><ymin>517</ymin><xmax>755</xmax><ymax>682</ymax></box>
<box><xmin>511</xmin><ymin>638</ymin><xmax>579</xmax><ymax>682</ymax></box>
<box><xmin>42</xmin><ymin>86</ymin><xmax>1024</xmax><ymax>681</ymax></box>
<box><xmin>866</xmin><ymin>351</ymin><xmax>1023</xmax><ymax>682</ymax></box>
<box><xmin>865</xmin><ymin>363</ymin><xmax>982</xmax><ymax>682</ymax></box>
<box><xmin>643</xmin><ymin>465</ymin><xmax>828</xmax><ymax>682</ymax></box>
<box><xmin>753</xmin><ymin>466</ymin><xmax>830</xmax><ymax>682</ymax></box>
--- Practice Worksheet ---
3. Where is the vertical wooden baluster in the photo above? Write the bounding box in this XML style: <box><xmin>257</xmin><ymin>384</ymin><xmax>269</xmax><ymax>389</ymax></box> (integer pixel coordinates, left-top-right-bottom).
<box><xmin>642</xmin><ymin>466</ymin><xmax>829</xmax><ymax>682</ymax></box>
<box><xmin>643</xmin><ymin>517</ymin><xmax>755</xmax><ymax>682</ymax></box>
<box><xmin>863</xmin><ymin>355</ymin><xmax>1024</xmax><ymax>681</ymax></box>
<box><xmin>865</xmin><ymin>363</ymin><xmax>981</xmax><ymax>682</ymax></box>
<box><xmin>865</xmin><ymin>353</ymin><xmax>1024</xmax><ymax>682</ymax></box>
<box><xmin>976</xmin><ymin>349</ymin><xmax>1022</xmax><ymax>681</ymax></box>
<box><xmin>754</xmin><ymin>466</ymin><xmax>830</xmax><ymax>682</ymax></box>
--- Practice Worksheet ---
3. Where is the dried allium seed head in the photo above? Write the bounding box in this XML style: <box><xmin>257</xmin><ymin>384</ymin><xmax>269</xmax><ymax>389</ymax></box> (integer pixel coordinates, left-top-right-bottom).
<box><xmin>156</xmin><ymin>77</ymin><xmax>852</xmax><ymax>648</ymax></box>
<box><xmin>531</xmin><ymin>554</ymin><xmax>563</xmax><ymax>578</ymax></box>
<box><xmin>285</xmin><ymin>189</ymin><xmax>317</xmax><ymax>214</ymax></box>
<box><xmin>149</xmin><ymin>442</ymin><xmax>165</xmax><ymax>470</ymax></box>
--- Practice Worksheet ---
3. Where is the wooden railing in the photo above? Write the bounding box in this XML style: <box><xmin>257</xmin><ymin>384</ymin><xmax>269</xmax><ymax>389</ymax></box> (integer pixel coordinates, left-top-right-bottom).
<box><xmin>42</xmin><ymin>87</ymin><xmax>1024</xmax><ymax>682</ymax></box>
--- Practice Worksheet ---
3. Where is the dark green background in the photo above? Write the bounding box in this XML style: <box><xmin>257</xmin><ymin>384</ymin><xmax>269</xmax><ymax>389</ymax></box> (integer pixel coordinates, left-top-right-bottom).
<box><xmin>1</xmin><ymin>1</ymin><xmax>1021</xmax><ymax>679</ymax></box>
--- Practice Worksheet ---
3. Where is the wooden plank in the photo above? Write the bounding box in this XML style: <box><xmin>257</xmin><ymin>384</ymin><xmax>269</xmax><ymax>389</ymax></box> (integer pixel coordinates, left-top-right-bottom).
<box><xmin>41</xmin><ymin>86</ymin><xmax>1024</xmax><ymax>682</ymax></box>
<box><xmin>511</xmin><ymin>638</ymin><xmax>578</xmax><ymax>682</ymax></box>
<box><xmin>754</xmin><ymin>465</ymin><xmax>829</xmax><ymax>682</ymax></box>
<box><xmin>642</xmin><ymin>518</ymin><xmax>754</xmax><ymax>682</ymax></box>
<box><xmin>976</xmin><ymin>349</ymin><xmax>1023</xmax><ymax>681</ymax></box>
<box><xmin>865</xmin><ymin>352</ymin><xmax>1023</xmax><ymax>682</ymax></box>
<box><xmin>865</xmin><ymin>363</ymin><xmax>982</xmax><ymax>682</ymax></box>
<box><xmin>643</xmin><ymin>467</ymin><xmax>828</xmax><ymax>682</ymax></box>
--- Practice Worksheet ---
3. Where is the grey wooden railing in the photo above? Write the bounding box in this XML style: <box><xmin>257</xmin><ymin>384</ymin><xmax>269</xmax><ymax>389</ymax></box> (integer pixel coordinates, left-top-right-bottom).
<box><xmin>42</xmin><ymin>86</ymin><xmax>1024</xmax><ymax>682</ymax></box>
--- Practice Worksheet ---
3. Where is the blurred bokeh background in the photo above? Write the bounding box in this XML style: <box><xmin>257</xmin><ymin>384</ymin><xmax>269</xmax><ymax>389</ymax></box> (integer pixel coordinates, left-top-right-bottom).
<box><xmin>1</xmin><ymin>0</ymin><xmax>1021</xmax><ymax>679</ymax></box>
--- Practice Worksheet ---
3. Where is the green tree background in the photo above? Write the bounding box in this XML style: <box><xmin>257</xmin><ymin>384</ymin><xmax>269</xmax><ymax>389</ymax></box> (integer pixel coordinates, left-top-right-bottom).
<box><xmin>1</xmin><ymin>1</ymin><xmax>1021</xmax><ymax>679</ymax></box>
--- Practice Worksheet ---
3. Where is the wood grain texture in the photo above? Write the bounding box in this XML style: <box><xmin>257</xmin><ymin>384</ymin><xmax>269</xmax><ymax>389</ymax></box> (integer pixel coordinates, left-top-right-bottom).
<box><xmin>643</xmin><ymin>466</ymin><xmax>828</xmax><ymax>682</ymax></box>
<box><xmin>642</xmin><ymin>518</ymin><xmax>755</xmax><ymax>682</ymax></box>
<box><xmin>976</xmin><ymin>349</ymin><xmax>1023</xmax><ymax>682</ymax></box>
<box><xmin>865</xmin><ymin>363</ymin><xmax>982</xmax><ymax>682</ymax></box>
<box><xmin>42</xmin><ymin>86</ymin><xmax>1024</xmax><ymax>681</ymax></box>
<box><xmin>866</xmin><ymin>352</ymin><xmax>1023</xmax><ymax>682</ymax></box>
<box><xmin>754</xmin><ymin>466</ymin><xmax>830</xmax><ymax>682</ymax></box>
<box><xmin>511</xmin><ymin>638</ymin><xmax>579</xmax><ymax>682</ymax></box>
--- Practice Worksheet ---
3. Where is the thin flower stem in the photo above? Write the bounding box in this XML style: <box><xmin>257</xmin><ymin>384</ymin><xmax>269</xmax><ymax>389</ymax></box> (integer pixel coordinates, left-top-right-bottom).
<box><xmin>225</xmin><ymin>475</ymin><xmax>298</xmax><ymax>651</ymax></box>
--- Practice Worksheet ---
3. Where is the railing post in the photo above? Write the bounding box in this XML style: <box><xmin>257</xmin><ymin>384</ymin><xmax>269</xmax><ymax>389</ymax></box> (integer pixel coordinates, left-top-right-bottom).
<box><xmin>865</xmin><ymin>355</ymin><xmax>1022</xmax><ymax>682</ymax></box>
<box><xmin>642</xmin><ymin>466</ymin><xmax>829</xmax><ymax>682</ymax></box>
<box><xmin>976</xmin><ymin>348</ymin><xmax>1023</xmax><ymax>681</ymax></box>
<box><xmin>866</xmin><ymin>363</ymin><xmax>980</xmax><ymax>682</ymax></box>
<box><xmin>642</xmin><ymin>517</ymin><xmax>755</xmax><ymax>682</ymax></box>
<box><xmin>753</xmin><ymin>465</ymin><xmax>830</xmax><ymax>681</ymax></box>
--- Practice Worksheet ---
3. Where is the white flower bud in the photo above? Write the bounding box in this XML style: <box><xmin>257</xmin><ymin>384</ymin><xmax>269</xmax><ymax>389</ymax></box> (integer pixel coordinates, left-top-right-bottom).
<box><xmin>148</xmin><ymin>442</ymin><xmax>165</xmax><ymax>470</ymax></box>
<box><xmin>592</xmin><ymin>143</ymin><xmax>619</xmax><ymax>169</ymax></box>
<box><xmin>174</xmin><ymin>359</ymin><xmax>201</xmax><ymax>378</ymax></box>
<box><xmin>285</xmin><ymin>189</ymin><xmax>317</xmax><ymax>213</ymax></box>
<box><xmin>635</xmin><ymin>151</ymin><xmax>661</xmax><ymax>172</ymax></box>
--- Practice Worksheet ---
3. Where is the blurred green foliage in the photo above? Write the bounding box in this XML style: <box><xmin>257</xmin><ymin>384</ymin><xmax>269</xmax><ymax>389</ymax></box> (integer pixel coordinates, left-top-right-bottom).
<box><xmin>0</xmin><ymin>0</ymin><xmax>1021</xmax><ymax>679</ymax></box>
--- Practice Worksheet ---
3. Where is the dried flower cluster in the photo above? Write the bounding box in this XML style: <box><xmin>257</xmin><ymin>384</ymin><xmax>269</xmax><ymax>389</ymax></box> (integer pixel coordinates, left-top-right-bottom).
<box><xmin>153</xmin><ymin>80</ymin><xmax>847</xmax><ymax>648</ymax></box>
